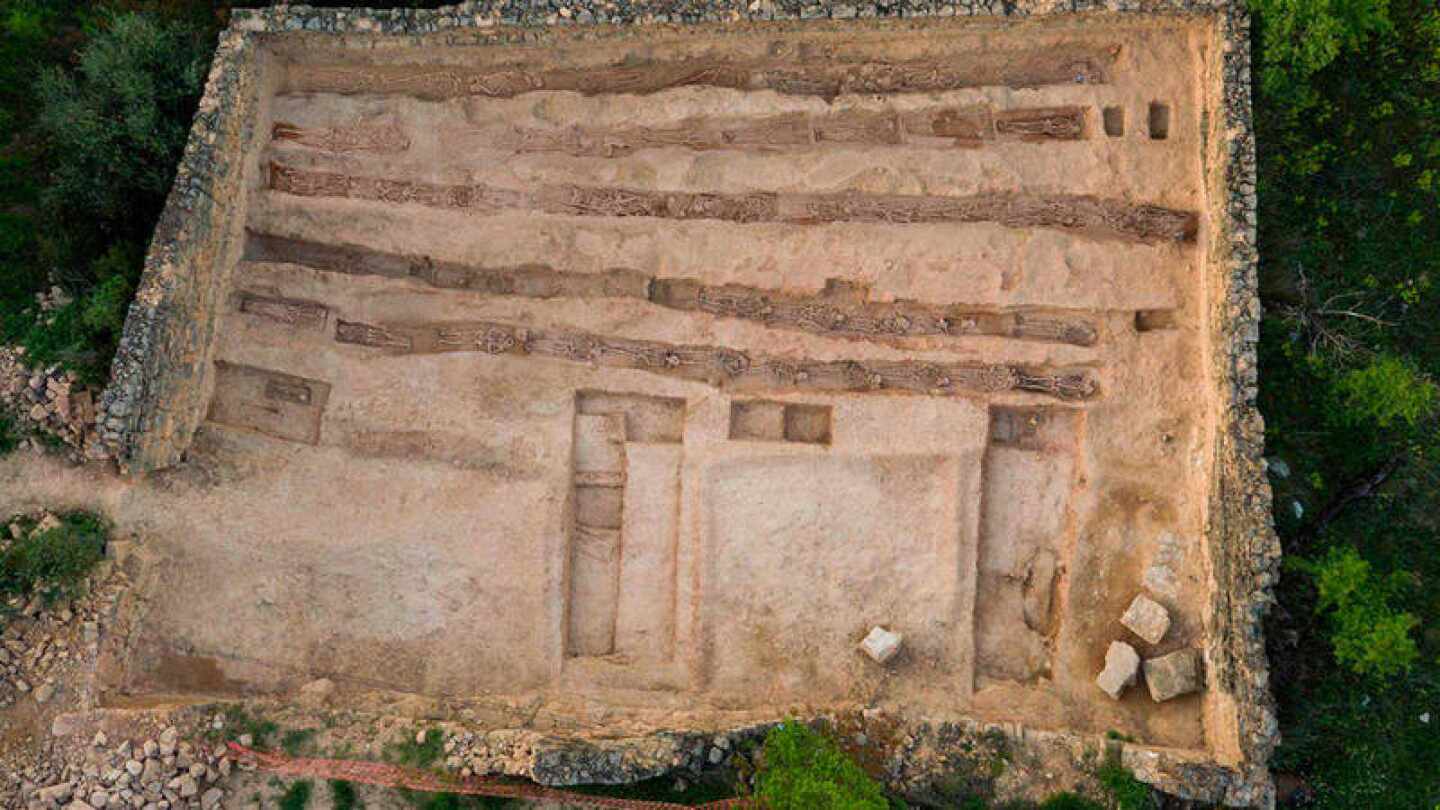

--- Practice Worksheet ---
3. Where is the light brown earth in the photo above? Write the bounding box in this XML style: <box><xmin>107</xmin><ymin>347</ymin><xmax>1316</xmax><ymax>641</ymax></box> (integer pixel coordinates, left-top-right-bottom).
<box><xmin>3</xmin><ymin>15</ymin><xmax>1228</xmax><ymax>758</ymax></box>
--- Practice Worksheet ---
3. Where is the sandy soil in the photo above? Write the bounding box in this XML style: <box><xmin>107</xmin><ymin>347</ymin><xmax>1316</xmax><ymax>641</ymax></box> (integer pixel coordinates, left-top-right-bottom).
<box><xmin>3</xmin><ymin>15</ymin><xmax>1222</xmax><ymax>754</ymax></box>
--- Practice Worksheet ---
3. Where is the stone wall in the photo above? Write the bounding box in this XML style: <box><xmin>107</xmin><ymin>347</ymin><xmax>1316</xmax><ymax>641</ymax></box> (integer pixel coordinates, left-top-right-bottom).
<box><xmin>105</xmin><ymin>1</ymin><xmax>1278</xmax><ymax>804</ymax></box>
<box><xmin>1192</xmin><ymin>0</ymin><xmax>1283</xmax><ymax>804</ymax></box>
<box><xmin>97</xmin><ymin>28</ymin><xmax>266</xmax><ymax>474</ymax></box>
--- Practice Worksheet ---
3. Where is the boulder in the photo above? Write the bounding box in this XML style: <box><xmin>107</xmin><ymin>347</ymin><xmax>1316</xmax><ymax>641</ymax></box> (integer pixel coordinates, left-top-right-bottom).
<box><xmin>1144</xmin><ymin>649</ymin><xmax>1202</xmax><ymax>702</ymax></box>
<box><xmin>859</xmin><ymin>626</ymin><xmax>903</xmax><ymax>664</ymax></box>
<box><xmin>1096</xmin><ymin>640</ymin><xmax>1140</xmax><ymax>699</ymax></box>
<box><xmin>1120</xmin><ymin>594</ymin><xmax>1171</xmax><ymax>645</ymax></box>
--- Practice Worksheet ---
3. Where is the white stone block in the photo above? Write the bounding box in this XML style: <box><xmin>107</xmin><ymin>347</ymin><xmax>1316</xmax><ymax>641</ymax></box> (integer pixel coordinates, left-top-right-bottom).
<box><xmin>1144</xmin><ymin>649</ymin><xmax>1202</xmax><ymax>702</ymax></box>
<box><xmin>1096</xmin><ymin>640</ymin><xmax>1140</xmax><ymax>699</ymax></box>
<box><xmin>1121</xmin><ymin>594</ymin><xmax>1171</xmax><ymax>645</ymax></box>
<box><xmin>860</xmin><ymin>626</ymin><xmax>902</xmax><ymax>664</ymax></box>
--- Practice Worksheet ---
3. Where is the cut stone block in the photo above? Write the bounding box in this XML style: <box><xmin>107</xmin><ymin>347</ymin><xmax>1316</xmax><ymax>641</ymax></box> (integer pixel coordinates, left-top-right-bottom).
<box><xmin>1096</xmin><ymin>640</ymin><xmax>1140</xmax><ymax>699</ymax></box>
<box><xmin>860</xmin><ymin>626</ymin><xmax>903</xmax><ymax>664</ymax></box>
<box><xmin>1144</xmin><ymin>648</ymin><xmax>1201</xmax><ymax>702</ymax></box>
<box><xmin>1120</xmin><ymin>594</ymin><xmax>1171</xmax><ymax>645</ymax></box>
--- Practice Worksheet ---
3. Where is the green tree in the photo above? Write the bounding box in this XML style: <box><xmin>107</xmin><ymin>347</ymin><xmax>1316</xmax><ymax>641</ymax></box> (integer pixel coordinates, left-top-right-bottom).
<box><xmin>1253</xmin><ymin>0</ymin><xmax>1440</xmax><ymax>805</ymax></box>
<box><xmin>1295</xmin><ymin>546</ymin><xmax>1420</xmax><ymax>678</ymax></box>
<box><xmin>1331</xmin><ymin>354</ymin><xmax>1436</xmax><ymax>429</ymax></box>
<box><xmin>1252</xmin><ymin>0</ymin><xmax>1392</xmax><ymax>97</ymax></box>
<box><xmin>35</xmin><ymin>11</ymin><xmax>210</xmax><ymax>290</ymax></box>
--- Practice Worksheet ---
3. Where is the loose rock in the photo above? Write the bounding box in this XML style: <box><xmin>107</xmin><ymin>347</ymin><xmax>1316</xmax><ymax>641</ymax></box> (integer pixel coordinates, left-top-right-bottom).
<box><xmin>1096</xmin><ymin>640</ymin><xmax>1140</xmax><ymax>699</ymax></box>
<box><xmin>1120</xmin><ymin>594</ymin><xmax>1171</xmax><ymax>645</ymax></box>
<box><xmin>859</xmin><ymin>626</ymin><xmax>903</xmax><ymax>664</ymax></box>
<box><xmin>1144</xmin><ymin>648</ymin><xmax>1202</xmax><ymax>702</ymax></box>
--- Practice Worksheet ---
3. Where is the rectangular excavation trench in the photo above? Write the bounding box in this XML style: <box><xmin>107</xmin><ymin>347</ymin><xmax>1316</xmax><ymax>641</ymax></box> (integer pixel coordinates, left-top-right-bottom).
<box><xmin>567</xmin><ymin>391</ymin><xmax>686</xmax><ymax>663</ymax></box>
<box><xmin>973</xmin><ymin>406</ymin><xmax>1082</xmax><ymax>686</ymax></box>
<box><xmin>93</xmin><ymin>12</ymin><xmax>1270</xmax><ymax>792</ymax></box>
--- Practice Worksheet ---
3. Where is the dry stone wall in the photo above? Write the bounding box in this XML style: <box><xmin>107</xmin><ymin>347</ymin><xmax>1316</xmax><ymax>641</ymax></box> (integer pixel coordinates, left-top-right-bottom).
<box><xmin>96</xmin><ymin>28</ymin><xmax>265</xmax><ymax>473</ymax></box>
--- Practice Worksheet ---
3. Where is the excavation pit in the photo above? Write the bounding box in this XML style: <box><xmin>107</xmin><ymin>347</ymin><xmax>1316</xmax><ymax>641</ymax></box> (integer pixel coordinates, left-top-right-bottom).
<box><xmin>5</xmin><ymin>3</ymin><xmax>1277</xmax><ymax>805</ymax></box>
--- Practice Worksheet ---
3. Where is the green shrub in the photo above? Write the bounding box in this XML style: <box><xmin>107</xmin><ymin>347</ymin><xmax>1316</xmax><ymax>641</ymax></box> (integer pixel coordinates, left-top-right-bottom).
<box><xmin>0</xmin><ymin>511</ymin><xmax>108</xmax><ymax>607</ymax></box>
<box><xmin>1331</xmin><ymin>354</ymin><xmax>1437</xmax><ymax>429</ymax></box>
<box><xmin>753</xmin><ymin>721</ymin><xmax>889</xmax><ymax>810</ymax></box>
<box><xmin>278</xmin><ymin>780</ymin><xmax>312</xmax><ymax>810</ymax></box>
<box><xmin>281</xmin><ymin>728</ymin><xmax>317</xmax><ymax>757</ymax></box>
<box><xmin>211</xmin><ymin>704</ymin><xmax>280</xmax><ymax>748</ymax></box>
<box><xmin>0</xmin><ymin>208</ymin><xmax>40</xmax><ymax>311</ymax></box>
<box><xmin>329</xmin><ymin>780</ymin><xmax>358</xmax><ymax>810</ymax></box>
<box><xmin>1094</xmin><ymin>756</ymin><xmax>1153</xmax><ymax>810</ymax></box>
<box><xmin>387</xmin><ymin>729</ymin><xmax>445</xmax><ymax>769</ymax></box>
<box><xmin>0</xmin><ymin>411</ymin><xmax>18</xmax><ymax>456</ymax></box>
<box><xmin>1295</xmin><ymin>546</ymin><xmax>1420</xmax><ymax>678</ymax></box>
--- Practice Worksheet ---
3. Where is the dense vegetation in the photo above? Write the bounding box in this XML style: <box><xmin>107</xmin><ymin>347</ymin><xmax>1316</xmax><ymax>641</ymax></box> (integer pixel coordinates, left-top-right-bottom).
<box><xmin>0</xmin><ymin>0</ymin><xmax>1435</xmax><ymax>805</ymax></box>
<box><xmin>1252</xmin><ymin>0</ymin><xmax>1440</xmax><ymax>806</ymax></box>
<box><xmin>0</xmin><ymin>1</ymin><xmax>218</xmax><ymax>384</ymax></box>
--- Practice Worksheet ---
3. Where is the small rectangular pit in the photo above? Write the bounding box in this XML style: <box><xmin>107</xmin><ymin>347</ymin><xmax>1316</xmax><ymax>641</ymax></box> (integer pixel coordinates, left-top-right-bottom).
<box><xmin>1103</xmin><ymin>105</ymin><xmax>1125</xmax><ymax>137</ymax></box>
<box><xmin>730</xmin><ymin>400</ymin><xmax>832</xmax><ymax>445</ymax></box>
<box><xmin>205</xmin><ymin>361</ymin><xmax>331</xmax><ymax>444</ymax></box>
<box><xmin>1136</xmin><ymin>309</ymin><xmax>1179</xmax><ymax>332</ymax></box>
<box><xmin>1149</xmin><ymin>102</ymin><xmax>1171</xmax><ymax>140</ymax></box>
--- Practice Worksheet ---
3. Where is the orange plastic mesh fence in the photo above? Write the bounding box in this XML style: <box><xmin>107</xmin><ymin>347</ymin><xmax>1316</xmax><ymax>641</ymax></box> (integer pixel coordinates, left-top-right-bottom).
<box><xmin>227</xmin><ymin>743</ymin><xmax>756</xmax><ymax>809</ymax></box>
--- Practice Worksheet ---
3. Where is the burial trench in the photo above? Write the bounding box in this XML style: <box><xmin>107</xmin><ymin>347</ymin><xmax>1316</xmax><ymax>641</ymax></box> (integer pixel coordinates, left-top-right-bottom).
<box><xmin>69</xmin><ymin>11</ymin><xmax>1263</xmax><ymax>786</ymax></box>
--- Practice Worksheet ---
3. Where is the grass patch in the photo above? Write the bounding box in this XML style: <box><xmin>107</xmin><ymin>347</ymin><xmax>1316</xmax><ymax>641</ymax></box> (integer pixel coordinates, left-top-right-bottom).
<box><xmin>279</xmin><ymin>780</ymin><xmax>312</xmax><ymax>810</ymax></box>
<box><xmin>1094</xmin><ymin>754</ymin><xmax>1153</xmax><ymax>810</ymax></box>
<box><xmin>753</xmin><ymin>720</ymin><xmax>890</xmax><ymax>810</ymax></box>
<box><xmin>282</xmin><ymin>728</ymin><xmax>318</xmax><ymax>757</ymax></box>
<box><xmin>207</xmin><ymin>704</ymin><xmax>280</xmax><ymax>748</ymax></box>
<box><xmin>386</xmin><ymin>728</ymin><xmax>445</xmax><ymax>769</ymax></box>
<box><xmin>0</xmin><ymin>510</ymin><xmax>107</xmax><ymax>609</ymax></box>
